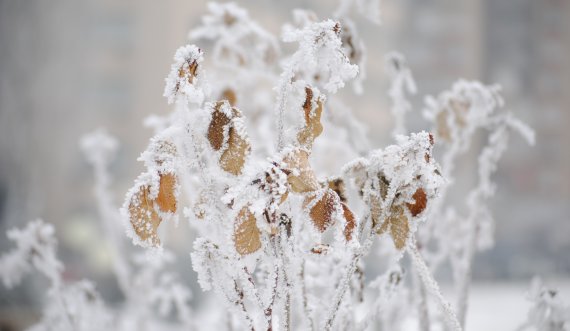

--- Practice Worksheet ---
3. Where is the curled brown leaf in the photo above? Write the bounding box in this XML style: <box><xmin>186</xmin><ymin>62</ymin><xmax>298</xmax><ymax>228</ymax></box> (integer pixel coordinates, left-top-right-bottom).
<box><xmin>406</xmin><ymin>188</ymin><xmax>427</xmax><ymax>217</ymax></box>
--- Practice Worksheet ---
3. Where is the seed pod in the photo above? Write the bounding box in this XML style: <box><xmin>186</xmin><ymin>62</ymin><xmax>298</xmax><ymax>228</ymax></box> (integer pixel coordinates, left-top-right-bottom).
<box><xmin>234</xmin><ymin>206</ymin><xmax>261</xmax><ymax>255</ymax></box>
<box><xmin>128</xmin><ymin>185</ymin><xmax>161</xmax><ymax>246</ymax></box>
<box><xmin>304</xmin><ymin>189</ymin><xmax>337</xmax><ymax>232</ymax></box>
<box><xmin>406</xmin><ymin>188</ymin><xmax>427</xmax><ymax>217</ymax></box>
<box><xmin>282</xmin><ymin>149</ymin><xmax>319</xmax><ymax>193</ymax></box>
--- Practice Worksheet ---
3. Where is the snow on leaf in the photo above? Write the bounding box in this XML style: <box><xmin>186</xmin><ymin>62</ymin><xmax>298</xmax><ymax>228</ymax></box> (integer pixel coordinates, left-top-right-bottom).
<box><xmin>378</xmin><ymin>205</ymin><xmax>409</xmax><ymax>250</ymax></box>
<box><xmin>234</xmin><ymin>206</ymin><xmax>262</xmax><ymax>255</ymax></box>
<box><xmin>164</xmin><ymin>44</ymin><xmax>205</xmax><ymax>105</ymax></box>
<box><xmin>341</xmin><ymin>202</ymin><xmax>356</xmax><ymax>241</ymax></box>
<box><xmin>128</xmin><ymin>183</ymin><xmax>162</xmax><ymax>247</ymax></box>
<box><xmin>304</xmin><ymin>188</ymin><xmax>339</xmax><ymax>233</ymax></box>
<box><xmin>156</xmin><ymin>173</ymin><xmax>177</xmax><ymax>213</ymax></box>
<box><xmin>281</xmin><ymin>148</ymin><xmax>319</xmax><ymax>193</ymax></box>
<box><xmin>406</xmin><ymin>188</ymin><xmax>427</xmax><ymax>217</ymax></box>
<box><xmin>207</xmin><ymin>101</ymin><xmax>251</xmax><ymax>175</ymax></box>
<box><xmin>296</xmin><ymin>86</ymin><xmax>325</xmax><ymax>148</ymax></box>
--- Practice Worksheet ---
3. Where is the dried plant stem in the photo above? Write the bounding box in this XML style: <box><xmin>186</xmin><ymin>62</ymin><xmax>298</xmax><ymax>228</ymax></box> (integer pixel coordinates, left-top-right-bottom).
<box><xmin>408</xmin><ymin>237</ymin><xmax>462</xmax><ymax>331</ymax></box>
<box><xmin>413</xmin><ymin>263</ymin><xmax>431</xmax><ymax>331</ymax></box>
<box><xmin>323</xmin><ymin>215</ymin><xmax>374</xmax><ymax>331</ymax></box>
<box><xmin>299</xmin><ymin>261</ymin><xmax>315</xmax><ymax>331</ymax></box>
<box><xmin>233</xmin><ymin>281</ymin><xmax>256</xmax><ymax>331</ymax></box>
<box><xmin>455</xmin><ymin>216</ymin><xmax>479</xmax><ymax>328</ymax></box>
<box><xmin>275</xmin><ymin>67</ymin><xmax>294</xmax><ymax>150</ymax></box>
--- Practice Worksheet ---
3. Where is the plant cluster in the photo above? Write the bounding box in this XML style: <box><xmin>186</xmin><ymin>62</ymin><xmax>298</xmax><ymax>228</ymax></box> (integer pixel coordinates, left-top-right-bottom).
<box><xmin>1</xmin><ymin>2</ymin><xmax>566</xmax><ymax>331</ymax></box>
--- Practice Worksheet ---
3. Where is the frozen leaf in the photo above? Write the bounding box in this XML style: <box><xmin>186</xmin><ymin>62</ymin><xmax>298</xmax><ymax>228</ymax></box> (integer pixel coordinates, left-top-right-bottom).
<box><xmin>406</xmin><ymin>188</ymin><xmax>427</xmax><ymax>217</ymax></box>
<box><xmin>207</xmin><ymin>102</ymin><xmax>232</xmax><ymax>151</ymax></box>
<box><xmin>221</xmin><ymin>88</ymin><xmax>237</xmax><ymax>106</ymax></box>
<box><xmin>342</xmin><ymin>203</ymin><xmax>356</xmax><ymax>241</ymax></box>
<box><xmin>282</xmin><ymin>148</ymin><xmax>319</xmax><ymax>193</ymax></box>
<box><xmin>207</xmin><ymin>101</ymin><xmax>251</xmax><ymax>175</ymax></box>
<box><xmin>164</xmin><ymin>45</ymin><xmax>205</xmax><ymax>104</ymax></box>
<box><xmin>297</xmin><ymin>86</ymin><xmax>324</xmax><ymax>148</ymax></box>
<box><xmin>327</xmin><ymin>177</ymin><xmax>347</xmax><ymax>203</ymax></box>
<box><xmin>234</xmin><ymin>207</ymin><xmax>261</xmax><ymax>255</ymax></box>
<box><xmin>310</xmin><ymin>243</ymin><xmax>330</xmax><ymax>255</ymax></box>
<box><xmin>219</xmin><ymin>124</ymin><xmax>250</xmax><ymax>175</ymax></box>
<box><xmin>157</xmin><ymin>173</ymin><xmax>177</xmax><ymax>213</ymax></box>
<box><xmin>378</xmin><ymin>205</ymin><xmax>409</xmax><ymax>250</ymax></box>
<box><xmin>304</xmin><ymin>189</ymin><xmax>338</xmax><ymax>232</ymax></box>
<box><xmin>128</xmin><ymin>185</ymin><xmax>161</xmax><ymax>246</ymax></box>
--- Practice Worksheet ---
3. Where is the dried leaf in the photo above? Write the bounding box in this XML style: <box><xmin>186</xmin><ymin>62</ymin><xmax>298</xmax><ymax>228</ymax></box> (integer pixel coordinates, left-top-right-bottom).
<box><xmin>310</xmin><ymin>244</ymin><xmax>330</xmax><ymax>255</ymax></box>
<box><xmin>436</xmin><ymin>111</ymin><xmax>451</xmax><ymax>142</ymax></box>
<box><xmin>219</xmin><ymin>126</ymin><xmax>250</xmax><ymax>175</ymax></box>
<box><xmin>450</xmin><ymin>98</ymin><xmax>469</xmax><ymax>127</ymax></box>
<box><xmin>177</xmin><ymin>59</ymin><xmax>198</xmax><ymax>87</ymax></box>
<box><xmin>207</xmin><ymin>102</ymin><xmax>251</xmax><ymax>175</ymax></box>
<box><xmin>406</xmin><ymin>188</ymin><xmax>427</xmax><ymax>217</ymax></box>
<box><xmin>370</xmin><ymin>196</ymin><xmax>383</xmax><ymax>229</ymax></box>
<box><xmin>297</xmin><ymin>86</ymin><xmax>324</xmax><ymax>148</ymax></box>
<box><xmin>305</xmin><ymin>190</ymin><xmax>337</xmax><ymax>232</ymax></box>
<box><xmin>221</xmin><ymin>88</ymin><xmax>237</xmax><ymax>106</ymax></box>
<box><xmin>282</xmin><ymin>149</ymin><xmax>319</xmax><ymax>193</ymax></box>
<box><xmin>342</xmin><ymin>203</ymin><xmax>356</xmax><ymax>241</ymax></box>
<box><xmin>156</xmin><ymin>173</ymin><xmax>177</xmax><ymax>213</ymax></box>
<box><xmin>207</xmin><ymin>102</ymin><xmax>231</xmax><ymax>151</ymax></box>
<box><xmin>327</xmin><ymin>178</ymin><xmax>347</xmax><ymax>202</ymax></box>
<box><xmin>128</xmin><ymin>186</ymin><xmax>161</xmax><ymax>246</ymax></box>
<box><xmin>234</xmin><ymin>207</ymin><xmax>261</xmax><ymax>255</ymax></box>
<box><xmin>377</xmin><ymin>205</ymin><xmax>409</xmax><ymax>250</ymax></box>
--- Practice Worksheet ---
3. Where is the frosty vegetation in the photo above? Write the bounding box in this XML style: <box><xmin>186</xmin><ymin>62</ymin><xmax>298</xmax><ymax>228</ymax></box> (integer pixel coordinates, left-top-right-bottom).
<box><xmin>1</xmin><ymin>1</ymin><xmax>567</xmax><ymax>331</ymax></box>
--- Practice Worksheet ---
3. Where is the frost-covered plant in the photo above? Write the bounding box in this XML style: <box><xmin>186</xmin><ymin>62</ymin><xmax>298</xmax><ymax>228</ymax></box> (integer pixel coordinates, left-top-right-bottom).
<box><xmin>517</xmin><ymin>278</ymin><xmax>570</xmax><ymax>331</ymax></box>
<box><xmin>0</xmin><ymin>2</ymin><xmax>553</xmax><ymax>331</ymax></box>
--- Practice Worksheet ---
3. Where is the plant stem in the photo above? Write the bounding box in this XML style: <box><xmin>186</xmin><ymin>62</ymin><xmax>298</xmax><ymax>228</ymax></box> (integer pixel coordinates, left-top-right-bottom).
<box><xmin>408</xmin><ymin>237</ymin><xmax>462</xmax><ymax>331</ymax></box>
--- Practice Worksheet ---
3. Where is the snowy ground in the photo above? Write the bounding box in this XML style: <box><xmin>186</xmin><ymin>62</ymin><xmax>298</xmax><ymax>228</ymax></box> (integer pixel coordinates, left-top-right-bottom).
<box><xmin>462</xmin><ymin>279</ymin><xmax>570</xmax><ymax>330</ymax></box>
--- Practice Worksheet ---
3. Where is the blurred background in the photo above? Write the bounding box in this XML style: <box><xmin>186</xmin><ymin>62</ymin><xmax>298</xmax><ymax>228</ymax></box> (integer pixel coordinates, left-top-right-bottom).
<box><xmin>1</xmin><ymin>0</ymin><xmax>569</xmax><ymax>329</ymax></box>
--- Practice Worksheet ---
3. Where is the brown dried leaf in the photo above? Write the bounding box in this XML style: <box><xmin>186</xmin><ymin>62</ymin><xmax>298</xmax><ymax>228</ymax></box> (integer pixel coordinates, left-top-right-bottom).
<box><xmin>156</xmin><ymin>173</ymin><xmax>177</xmax><ymax>213</ymax></box>
<box><xmin>310</xmin><ymin>244</ymin><xmax>330</xmax><ymax>255</ymax></box>
<box><xmin>234</xmin><ymin>207</ymin><xmax>261</xmax><ymax>255</ymax></box>
<box><xmin>377</xmin><ymin>205</ymin><xmax>409</xmax><ymax>250</ymax></box>
<box><xmin>128</xmin><ymin>186</ymin><xmax>161</xmax><ymax>246</ymax></box>
<box><xmin>370</xmin><ymin>196</ymin><xmax>383</xmax><ymax>229</ymax></box>
<box><xmin>221</xmin><ymin>88</ymin><xmax>237</xmax><ymax>106</ymax></box>
<box><xmin>207</xmin><ymin>102</ymin><xmax>231</xmax><ymax>151</ymax></box>
<box><xmin>219</xmin><ymin>126</ymin><xmax>250</xmax><ymax>175</ymax></box>
<box><xmin>406</xmin><ymin>188</ymin><xmax>427</xmax><ymax>217</ymax></box>
<box><xmin>305</xmin><ymin>190</ymin><xmax>337</xmax><ymax>232</ymax></box>
<box><xmin>436</xmin><ymin>111</ymin><xmax>451</xmax><ymax>142</ymax></box>
<box><xmin>327</xmin><ymin>178</ymin><xmax>347</xmax><ymax>203</ymax></box>
<box><xmin>450</xmin><ymin>98</ymin><xmax>469</xmax><ymax>128</ymax></box>
<box><xmin>297</xmin><ymin>86</ymin><xmax>324</xmax><ymax>148</ymax></box>
<box><xmin>177</xmin><ymin>60</ymin><xmax>198</xmax><ymax>88</ymax></box>
<box><xmin>342</xmin><ymin>202</ymin><xmax>356</xmax><ymax>241</ymax></box>
<box><xmin>282</xmin><ymin>149</ymin><xmax>319</xmax><ymax>193</ymax></box>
